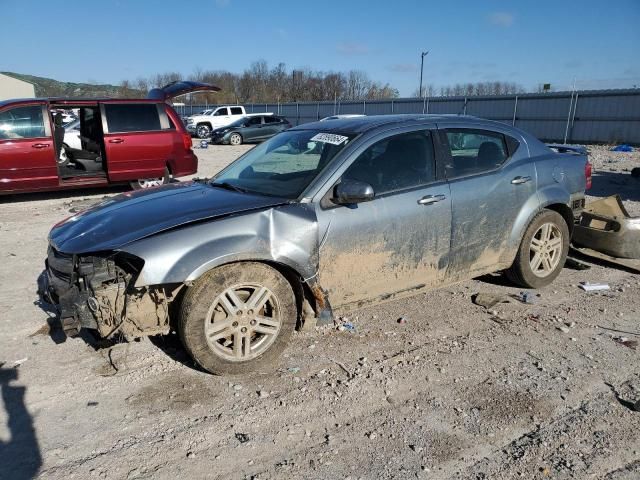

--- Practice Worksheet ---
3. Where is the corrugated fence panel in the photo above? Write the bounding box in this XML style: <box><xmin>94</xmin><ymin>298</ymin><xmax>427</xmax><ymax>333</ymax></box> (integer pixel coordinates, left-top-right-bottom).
<box><xmin>182</xmin><ymin>89</ymin><xmax>640</xmax><ymax>143</ymax></box>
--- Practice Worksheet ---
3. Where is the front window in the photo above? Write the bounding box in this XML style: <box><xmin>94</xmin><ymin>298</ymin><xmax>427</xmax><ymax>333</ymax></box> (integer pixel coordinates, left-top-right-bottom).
<box><xmin>212</xmin><ymin>130</ymin><xmax>355</xmax><ymax>199</ymax></box>
<box><xmin>214</xmin><ymin>108</ymin><xmax>229</xmax><ymax>116</ymax></box>
<box><xmin>0</xmin><ymin>105</ymin><xmax>46</xmax><ymax>139</ymax></box>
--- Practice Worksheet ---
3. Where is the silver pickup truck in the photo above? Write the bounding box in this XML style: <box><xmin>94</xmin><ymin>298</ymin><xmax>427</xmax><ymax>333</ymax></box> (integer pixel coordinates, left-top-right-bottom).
<box><xmin>44</xmin><ymin>115</ymin><xmax>591</xmax><ymax>375</ymax></box>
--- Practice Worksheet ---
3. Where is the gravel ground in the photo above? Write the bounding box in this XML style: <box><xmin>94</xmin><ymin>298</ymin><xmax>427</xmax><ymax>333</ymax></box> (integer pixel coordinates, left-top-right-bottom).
<box><xmin>0</xmin><ymin>143</ymin><xmax>638</xmax><ymax>480</ymax></box>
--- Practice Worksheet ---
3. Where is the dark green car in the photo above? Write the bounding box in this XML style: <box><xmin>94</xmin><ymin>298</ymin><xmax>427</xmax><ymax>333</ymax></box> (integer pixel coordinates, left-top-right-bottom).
<box><xmin>210</xmin><ymin>115</ymin><xmax>291</xmax><ymax>145</ymax></box>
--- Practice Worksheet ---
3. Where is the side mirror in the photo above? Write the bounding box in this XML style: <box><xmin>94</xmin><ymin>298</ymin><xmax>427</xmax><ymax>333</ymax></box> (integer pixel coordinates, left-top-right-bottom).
<box><xmin>334</xmin><ymin>179</ymin><xmax>374</xmax><ymax>204</ymax></box>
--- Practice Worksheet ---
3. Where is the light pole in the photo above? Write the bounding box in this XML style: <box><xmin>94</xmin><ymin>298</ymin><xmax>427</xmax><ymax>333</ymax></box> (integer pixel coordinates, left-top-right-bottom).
<box><xmin>419</xmin><ymin>50</ymin><xmax>429</xmax><ymax>97</ymax></box>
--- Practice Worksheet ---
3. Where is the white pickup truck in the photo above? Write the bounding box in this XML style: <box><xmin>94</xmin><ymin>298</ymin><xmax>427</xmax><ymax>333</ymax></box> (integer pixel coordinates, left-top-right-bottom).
<box><xmin>185</xmin><ymin>105</ymin><xmax>246</xmax><ymax>138</ymax></box>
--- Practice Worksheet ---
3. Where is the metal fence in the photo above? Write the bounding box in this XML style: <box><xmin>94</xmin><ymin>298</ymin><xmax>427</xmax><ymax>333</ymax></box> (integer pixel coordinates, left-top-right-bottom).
<box><xmin>175</xmin><ymin>89</ymin><xmax>640</xmax><ymax>144</ymax></box>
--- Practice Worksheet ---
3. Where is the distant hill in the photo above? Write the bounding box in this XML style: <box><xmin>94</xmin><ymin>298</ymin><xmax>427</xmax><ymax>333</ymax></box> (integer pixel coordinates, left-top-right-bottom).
<box><xmin>1</xmin><ymin>72</ymin><xmax>143</xmax><ymax>98</ymax></box>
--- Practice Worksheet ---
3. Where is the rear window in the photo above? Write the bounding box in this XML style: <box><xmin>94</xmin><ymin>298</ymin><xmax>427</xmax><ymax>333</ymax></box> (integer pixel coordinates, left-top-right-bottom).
<box><xmin>264</xmin><ymin>116</ymin><xmax>279</xmax><ymax>124</ymax></box>
<box><xmin>104</xmin><ymin>104</ymin><xmax>160</xmax><ymax>133</ymax></box>
<box><xmin>230</xmin><ymin>107</ymin><xmax>243</xmax><ymax>115</ymax></box>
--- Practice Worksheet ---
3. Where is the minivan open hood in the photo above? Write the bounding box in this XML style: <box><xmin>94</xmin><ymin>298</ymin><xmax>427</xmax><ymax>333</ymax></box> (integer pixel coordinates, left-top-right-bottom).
<box><xmin>147</xmin><ymin>81</ymin><xmax>221</xmax><ymax>101</ymax></box>
<box><xmin>49</xmin><ymin>182</ymin><xmax>287</xmax><ymax>253</ymax></box>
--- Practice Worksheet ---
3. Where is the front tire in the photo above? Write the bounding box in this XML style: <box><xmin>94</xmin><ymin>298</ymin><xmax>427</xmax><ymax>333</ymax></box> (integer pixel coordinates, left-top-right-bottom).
<box><xmin>178</xmin><ymin>262</ymin><xmax>297</xmax><ymax>375</ymax></box>
<box><xmin>229</xmin><ymin>133</ymin><xmax>243</xmax><ymax>145</ymax></box>
<box><xmin>506</xmin><ymin>209</ymin><xmax>569</xmax><ymax>288</ymax></box>
<box><xmin>196</xmin><ymin>124</ymin><xmax>211</xmax><ymax>139</ymax></box>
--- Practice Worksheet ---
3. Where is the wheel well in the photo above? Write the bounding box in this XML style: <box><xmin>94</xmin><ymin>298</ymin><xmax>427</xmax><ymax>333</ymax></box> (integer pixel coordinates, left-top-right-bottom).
<box><xmin>196</xmin><ymin>122</ymin><xmax>212</xmax><ymax>128</ymax></box>
<box><xmin>544</xmin><ymin>203</ymin><xmax>574</xmax><ymax>235</ymax></box>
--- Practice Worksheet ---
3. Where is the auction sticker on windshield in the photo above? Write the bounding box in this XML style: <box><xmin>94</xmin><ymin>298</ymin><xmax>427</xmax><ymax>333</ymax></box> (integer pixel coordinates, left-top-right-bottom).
<box><xmin>310</xmin><ymin>133</ymin><xmax>349</xmax><ymax>145</ymax></box>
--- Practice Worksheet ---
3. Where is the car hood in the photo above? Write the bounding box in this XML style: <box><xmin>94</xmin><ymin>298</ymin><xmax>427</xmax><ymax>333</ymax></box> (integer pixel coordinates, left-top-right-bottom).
<box><xmin>49</xmin><ymin>182</ymin><xmax>288</xmax><ymax>253</ymax></box>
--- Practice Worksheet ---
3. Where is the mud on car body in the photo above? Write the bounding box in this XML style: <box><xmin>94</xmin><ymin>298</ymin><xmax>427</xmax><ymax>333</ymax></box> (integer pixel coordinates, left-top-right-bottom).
<box><xmin>44</xmin><ymin>115</ymin><xmax>591</xmax><ymax>375</ymax></box>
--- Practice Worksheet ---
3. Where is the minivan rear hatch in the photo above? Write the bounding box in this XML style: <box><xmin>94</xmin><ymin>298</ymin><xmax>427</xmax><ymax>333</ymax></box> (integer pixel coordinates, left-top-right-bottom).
<box><xmin>147</xmin><ymin>81</ymin><xmax>221</xmax><ymax>101</ymax></box>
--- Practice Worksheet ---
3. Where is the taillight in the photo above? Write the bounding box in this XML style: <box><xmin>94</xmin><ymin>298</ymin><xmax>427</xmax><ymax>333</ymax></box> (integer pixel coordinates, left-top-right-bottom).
<box><xmin>183</xmin><ymin>132</ymin><xmax>192</xmax><ymax>150</ymax></box>
<box><xmin>585</xmin><ymin>161</ymin><xmax>592</xmax><ymax>190</ymax></box>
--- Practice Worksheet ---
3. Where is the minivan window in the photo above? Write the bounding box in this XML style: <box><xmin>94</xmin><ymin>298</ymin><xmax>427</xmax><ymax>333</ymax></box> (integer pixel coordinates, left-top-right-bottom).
<box><xmin>264</xmin><ymin>116</ymin><xmax>279</xmax><ymax>124</ymax></box>
<box><xmin>230</xmin><ymin>107</ymin><xmax>243</xmax><ymax>115</ymax></box>
<box><xmin>247</xmin><ymin>116</ymin><xmax>262</xmax><ymax>126</ymax></box>
<box><xmin>0</xmin><ymin>105</ymin><xmax>45</xmax><ymax>139</ymax></box>
<box><xmin>343</xmin><ymin>130</ymin><xmax>436</xmax><ymax>195</ymax></box>
<box><xmin>444</xmin><ymin>129</ymin><xmax>508</xmax><ymax>178</ymax></box>
<box><xmin>214</xmin><ymin>108</ymin><xmax>229</xmax><ymax>116</ymax></box>
<box><xmin>104</xmin><ymin>104</ymin><xmax>160</xmax><ymax>133</ymax></box>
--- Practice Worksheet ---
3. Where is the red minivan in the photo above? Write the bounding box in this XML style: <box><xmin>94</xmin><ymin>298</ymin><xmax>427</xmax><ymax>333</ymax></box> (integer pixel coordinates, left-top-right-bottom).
<box><xmin>0</xmin><ymin>81</ymin><xmax>219</xmax><ymax>194</ymax></box>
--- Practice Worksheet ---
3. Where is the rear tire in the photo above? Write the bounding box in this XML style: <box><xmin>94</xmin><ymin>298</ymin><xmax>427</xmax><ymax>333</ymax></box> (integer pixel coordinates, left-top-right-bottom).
<box><xmin>130</xmin><ymin>167</ymin><xmax>170</xmax><ymax>190</ymax></box>
<box><xmin>178</xmin><ymin>262</ymin><xmax>297</xmax><ymax>375</ymax></box>
<box><xmin>506</xmin><ymin>209</ymin><xmax>569</xmax><ymax>288</ymax></box>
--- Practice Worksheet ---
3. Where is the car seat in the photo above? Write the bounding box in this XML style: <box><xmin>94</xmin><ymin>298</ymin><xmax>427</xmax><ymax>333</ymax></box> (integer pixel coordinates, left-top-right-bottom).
<box><xmin>476</xmin><ymin>141</ymin><xmax>504</xmax><ymax>171</ymax></box>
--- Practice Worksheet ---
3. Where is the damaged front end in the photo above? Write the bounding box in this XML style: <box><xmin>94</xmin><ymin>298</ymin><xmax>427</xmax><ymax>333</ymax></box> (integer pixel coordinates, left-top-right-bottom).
<box><xmin>44</xmin><ymin>246</ymin><xmax>174</xmax><ymax>340</ymax></box>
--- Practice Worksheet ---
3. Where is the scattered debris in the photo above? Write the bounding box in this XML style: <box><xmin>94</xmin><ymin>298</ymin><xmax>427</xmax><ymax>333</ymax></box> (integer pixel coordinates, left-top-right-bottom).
<box><xmin>596</xmin><ymin>325</ymin><xmax>640</xmax><ymax>337</ymax></box>
<box><xmin>287</xmin><ymin>367</ymin><xmax>301</xmax><ymax>374</ymax></box>
<box><xmin>565</xmin><ymin>257</ymin><xmax>591</xmax><ymax>270</ymax></box>
<box><xmin>610</xmin><ymin>144</ymin><xmax>633</xmax><ymax>152</ymax></box>
<box><xmin>187</xmin><ymin>451</ymin><xmax>195</xmax><ymax>458</ymax></box>
<box><xmin>472</xmin><ymin>293</ymin><xmax>510</xmax><ymax>309</ymax></box>
<box><xmin>516</xmin><ymin>291</ymin><xmax>537</xmax><ymax>304</ymax></box>
<box><xmin>235</xmin><ymin>433</ymin><xmax>250</xmax><ymax>443</ymax></box>
<box><xmin>12</xmin><ymin>357</ymin><xmax>28</xmax><ymax>367</ymax></box>
<box><xmin>258</xmin><ymin>390</ymin><xmax>270</xmax><ymax>399</ymax></box>
<box><xmin>578</xmin><ymin>282</ymin><xmax>610</xmax><ymax>291</ymax></box>
<box><xmin>556</xmin><ymin>326</ymin><xmax>570</xmax><ymax>334</ymax></box>
<box><xmin>614</xmin><ymin>337</ymin><xmax>638</xmax><ymax>350</ymax></box>
<box><xmin>397</xmin><ymin>316</ymin><xmax>407</xmax><ymax>324</ymax></box>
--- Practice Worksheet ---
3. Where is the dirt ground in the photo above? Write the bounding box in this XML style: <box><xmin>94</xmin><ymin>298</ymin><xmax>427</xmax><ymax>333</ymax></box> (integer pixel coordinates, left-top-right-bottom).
<box><xmin>0</xmin><ymin>143</ymin><xmax>639</xmax><ymax>480</ymax></box>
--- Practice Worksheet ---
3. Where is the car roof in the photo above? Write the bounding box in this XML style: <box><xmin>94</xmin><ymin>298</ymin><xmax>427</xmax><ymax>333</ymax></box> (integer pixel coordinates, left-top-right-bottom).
<box><xmin>291</xmin><ymin>114</ymin><xmax>505</xmax><ymax>134</ymax></box>
<box><xmin>0</xmin><ymin>97</ymin><xmax>165</xmax><ymax>109</ymax></box>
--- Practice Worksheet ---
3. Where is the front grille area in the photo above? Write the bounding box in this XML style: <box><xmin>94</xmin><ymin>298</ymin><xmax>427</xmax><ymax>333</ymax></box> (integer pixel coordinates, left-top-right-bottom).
<box><xmin>47</xmin><ymin>246</ymin><xmax>74</xmax><ymax>283</ymax></box>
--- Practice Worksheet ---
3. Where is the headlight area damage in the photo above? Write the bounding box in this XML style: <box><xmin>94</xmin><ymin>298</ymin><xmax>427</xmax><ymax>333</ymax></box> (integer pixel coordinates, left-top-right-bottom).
<box><xmin>45</xmin><ymin>247</ymin><xmax>177</xmax><ymax>339</ymax></box>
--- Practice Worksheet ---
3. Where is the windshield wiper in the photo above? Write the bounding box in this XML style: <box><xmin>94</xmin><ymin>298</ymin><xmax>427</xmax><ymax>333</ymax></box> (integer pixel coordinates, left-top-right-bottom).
<box><xmin>210</xmin><ymin>181</ymin><xmax>248</xmax><ymax>193</ymax></box>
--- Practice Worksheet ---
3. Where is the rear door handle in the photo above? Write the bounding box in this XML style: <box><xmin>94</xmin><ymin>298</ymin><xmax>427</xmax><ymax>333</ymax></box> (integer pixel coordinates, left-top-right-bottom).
<box><xmin>109</xmin><ymin>138</ymin><xmax>124</xmax><ymax>144</ymax></box>
<box><xmin>511</xmin><ymin>176</ymin><xmax>531</xmax><ymax>184</ymax></box>
<box><xmin>418</xmin><ymin>194</ymin><xmax>446</xmax><ymax>205</ymax></box>
<box><xmin>32</xmin><ymin>143</ymin><xmax>50</xmax><ymax>149</ymax></box>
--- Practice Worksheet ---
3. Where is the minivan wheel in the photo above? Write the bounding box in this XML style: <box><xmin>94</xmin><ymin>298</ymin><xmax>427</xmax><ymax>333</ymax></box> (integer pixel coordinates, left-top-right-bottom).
<box><xmin>229</xmin><ymin>133</ymin><xmax>243</xmax><ymax>145</ymax></box>
<box><xmin>178</xmin><ymin>262</ymin><xmax>296</xmax><ymax>375</ymax></box>
<box><xmin>506</xmin><ymin>209</ymin><xmax>570</xmax><ymax>288</ymax></box>
<box><xmin>196</xmin><ymin>124</ymin><xmax>211</xmax><ymax>139</ymax></box>
<box><xmin>130</xmin><ymin>168</ymin><xmax>170</xmax><ymax>190</ymax></box>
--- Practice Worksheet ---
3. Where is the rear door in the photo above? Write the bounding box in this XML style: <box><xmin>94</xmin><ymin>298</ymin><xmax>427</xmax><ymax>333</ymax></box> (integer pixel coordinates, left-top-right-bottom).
<box><xmin>438</xmin><ymin>125</ymin><xmax>537</xmax><ymax>281</ymax></box>
<box><xmin>101</xmin><ymin>102</ymin><xmax>172</xmax><ymax>182</ymax></box>
<box><xmin>0</xmin><ymin>103</ymin><xmax>58</xmax><ymax>192</ymax></box>
<box><xmin>262</xmin><ymin>116</ymin><xmax>281</xmax><ymax>138</ymax></box>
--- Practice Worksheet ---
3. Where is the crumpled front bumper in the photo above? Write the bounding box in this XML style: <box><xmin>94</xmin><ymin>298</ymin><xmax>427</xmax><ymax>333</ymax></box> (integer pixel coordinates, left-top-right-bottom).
<box><xmin>44</xmin><ymin>247</ymin><xmax>98</xmax><ymax>336</ymax></box>
<box><xmin>43</xmin><ymin>246</ymin><xmax>171</xmax><ymax>340</ymax></box>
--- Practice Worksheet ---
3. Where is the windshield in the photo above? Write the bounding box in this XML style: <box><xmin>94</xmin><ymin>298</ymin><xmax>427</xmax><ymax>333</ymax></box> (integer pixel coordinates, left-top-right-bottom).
<box><xmin>211</xmin><ymin>129</ymin><xmax>355</xmax><ymax>199</ymax></box>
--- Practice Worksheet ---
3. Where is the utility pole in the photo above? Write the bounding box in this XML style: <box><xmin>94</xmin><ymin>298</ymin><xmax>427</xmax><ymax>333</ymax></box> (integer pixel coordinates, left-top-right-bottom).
<box><xmin>419</xmin><ymin>50</ymin><xmax>429</xmax><ymax>97</ymax></box>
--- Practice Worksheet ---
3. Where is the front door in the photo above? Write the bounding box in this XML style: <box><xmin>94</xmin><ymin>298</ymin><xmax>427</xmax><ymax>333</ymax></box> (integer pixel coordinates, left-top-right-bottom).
<box><xmin>0</xmin><ymin>103</ymin><xmax>58</xmax><ymax>192</ymax></box>
<box><xmin>316</xmin><ymin>128</ymin><xmax>452</xmax><ymax>308</ymax></box>
<box><xmin>439</xmin><ymin>126</ymin><xmax>538</xmax><ymax>281</ymax></box>
<box><xmin>101</xmin><ymin>103</ymin><xmax>172</xmax><ymax>182</ymax></box>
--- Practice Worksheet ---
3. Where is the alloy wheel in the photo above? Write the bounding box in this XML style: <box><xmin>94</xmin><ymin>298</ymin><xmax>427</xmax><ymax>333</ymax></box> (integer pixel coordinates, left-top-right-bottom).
<box><xmin>197</xmin><ymin>125</ymin><xmax>211</xmax><ymax>138</ymax></box>
<box><xmin>230</xmin><ymin>133</ymin><xmax>242</xmax><ymax>145</ymax></box>
<box><xmin>136</xmin><ymin>177</ymin><xmax>165</xmax><ymax>189</ymax></box>
<box><xmin>529</xmin><ymin>222</ymin><xmax>563</xmax><ymax>277</ymax></box>
<box><xmin>205</xmin><ymin>283</ymin><xmax>281</xmax><ymax>362</ymax></box>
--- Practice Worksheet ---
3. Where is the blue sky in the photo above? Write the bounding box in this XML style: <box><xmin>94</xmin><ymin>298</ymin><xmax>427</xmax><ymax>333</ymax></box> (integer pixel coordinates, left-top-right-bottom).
<box><xmin>1</xmin><ymin>0</ymin><xmax>639</xmax><ymax>95</ymax></box>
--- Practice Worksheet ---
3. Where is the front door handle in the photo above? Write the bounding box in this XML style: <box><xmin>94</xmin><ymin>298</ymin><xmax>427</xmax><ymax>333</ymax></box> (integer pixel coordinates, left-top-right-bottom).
<box><xmin>418</xmin><ymin>194</ymin><xmax>446</xmax><ymax>205</ymax></box>
<box><xmin>32</xmin><ymin>143</ymin><xmax>50</xmax><ymax>149</ymax></box>
<box><xmin>109</xmin><ymin>138</ymin><xmax>124</xmax><ymax>144</ymax></box>
<box><xmin>511</xmin><ymin>176</ymin><xmax>531</xmax><ymax>185</ymax></box>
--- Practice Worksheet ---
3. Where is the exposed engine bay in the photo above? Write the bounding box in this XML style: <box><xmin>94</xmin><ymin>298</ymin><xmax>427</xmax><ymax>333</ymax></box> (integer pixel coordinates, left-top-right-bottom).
<box><xmin>45</xmin><ymin>247</ymin><xmax>175</xmax><ymax>339</ymax></box>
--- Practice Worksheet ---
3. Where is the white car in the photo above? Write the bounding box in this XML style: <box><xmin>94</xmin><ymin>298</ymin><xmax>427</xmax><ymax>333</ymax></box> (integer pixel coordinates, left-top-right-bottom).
<box><xmin>186</xmin><ymin>105</ymin><xmax>247</xmax><ymax>138</ymax></box>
